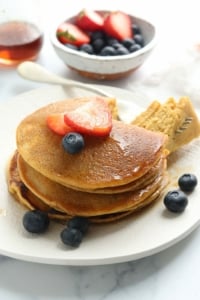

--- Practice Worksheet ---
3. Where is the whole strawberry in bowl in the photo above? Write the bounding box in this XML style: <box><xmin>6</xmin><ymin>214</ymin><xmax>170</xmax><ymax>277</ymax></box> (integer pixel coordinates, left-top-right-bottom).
<box><xmin>51</xmin><ymin>9</ymin><xmax>156</xmax><ymax>80</ymax></box>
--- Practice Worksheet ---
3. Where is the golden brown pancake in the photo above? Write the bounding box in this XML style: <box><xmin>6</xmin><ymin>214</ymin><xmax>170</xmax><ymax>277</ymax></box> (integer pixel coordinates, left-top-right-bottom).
<box><xmin>16</xmin><ymin>152</ymin><xmax>167</xmax><ymax>217</ymax></box>
<box><xmin>7</xmin><ymin>151</ymin><xmax>52</xmax><ymax>212</ymax></box>
<box><xmin>8</xmin><ymin>96</ymin><xmax>170</xmax><ymax>224</ymax></box>
<box><xmin>7</xmin><ymin>151</ymin><xmax>167</xmax><ymax>223</ymax></box>
<box><xmin>18</xmin><ymin>150</ymin><xmax>165</xmax><ymax>195</ymax></box>
<box><xmin>16</xmin><ymin>98</ymin><xmax>167</xmax><ymax>191</ymax></box>
<box><xmin>7</xmin><ymin>95</ymin><xmax>200</xmax><ymax>228</ymax></box>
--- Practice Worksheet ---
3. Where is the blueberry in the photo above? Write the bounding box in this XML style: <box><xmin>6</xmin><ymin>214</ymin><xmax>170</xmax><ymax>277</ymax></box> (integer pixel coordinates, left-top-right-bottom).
<box><xmin>132</xmin><ymin>24</ymin><xmax>141</xmax><ymax>35</ymax></box>
<box><xmin>100</xmin><ymin>46</ymin><xmax>116</xmax><ymax>56</ymax></box>
<box><xmin>60</xmin><ymin>227</ymin><xmax>83</xmax><ymax>247</ymax></box>
<box><xmin>122</xmin><ymin>38</ymin><xmax>136</xmax><ymax>49</ymax></box>
<box><xmin>80</xmin><ymin>43</ymin><xmax>94</xmax><ymax>54</ymax></box>
<box><xmin>68</xmin><ymin>216</ymin><xmax>90</xmax><ymax>234</ymax></box>
<box><xmin>64</xmin><ymin>43</ymin><xmax>79</xmax><ymax>51</ymax></box>
<box><xmin>164</xmin><ymin>190</ymin><xmax>188</xmax><ymax>213</ymax></box>
<box><xmin>90</xmin><ymin>30</ymin><xmax>105</xmax><ymax>41</ymax></box>
<box><xmin>106</xmin><ymin>37</ymin><xmax>119</xmax><ymax>47</ymax></box>
<box><xmin>62</xmin><ymin>132</ymin><xmax>84</xmax><ymax>154</ymax></box>
<box><xmin>134</xmin><ymin>34</ymin><xmax>144</xmax><ymax>47</ymax></box>
<box><xmin>115</xmin><ymin>47</ymin><xmax>130</xmax><ymax>55</ymax></box>
<box><xmin>112</xmin><ymin>42</ymin><xmax>124</xmax><ymax>49</ymax></box>
<box><xmin>23</xmin><ymin>210</ymin><xmax>50</xmax><ymax>233</ymax></box>
<box><xmin>129</xmin><ymin>44</ymin><xmax>142</xmax><ymax>53</ymax></box>
<box><xmin>92</xmin><ymin>38</ymin><xmax>105</xmax><ymax>53</ymax></box>
<box><xmin>178</xmin><ymin>174</ymin><xmax>198</xmax><ymax>192</ymax></box>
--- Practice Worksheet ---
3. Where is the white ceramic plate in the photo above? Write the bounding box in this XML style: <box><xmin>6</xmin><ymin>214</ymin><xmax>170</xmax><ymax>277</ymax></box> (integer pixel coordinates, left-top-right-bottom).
<box><xmin>0</xmin><ymin>84</ymin><xmax>200</xmax><ymax>266</ymax></box>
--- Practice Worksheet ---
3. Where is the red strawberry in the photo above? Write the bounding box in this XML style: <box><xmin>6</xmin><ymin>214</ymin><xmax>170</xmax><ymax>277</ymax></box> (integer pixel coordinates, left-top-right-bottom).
<box><xmin>56</xmin><ymin>22</ymin><xmax>90</xmax><ymax>46</ymax></box>
<box><xmin>76</xmin><ymin>9</ymin><xmax>104</xmax><ymax>31</ymax></box>
<box><xmin>64</xmin><ymin>98</ymin><xmax>112</xmax><ymax>137</ymax></box>
<box><xmin>104</xmin><ymin>11</ymin><xmax>133</xmax><ymax>41</ymax></box>
<box><xmin>46</xmin><ymin>113</ymin><xmax>72</xmax><ymax>135</ymax></box>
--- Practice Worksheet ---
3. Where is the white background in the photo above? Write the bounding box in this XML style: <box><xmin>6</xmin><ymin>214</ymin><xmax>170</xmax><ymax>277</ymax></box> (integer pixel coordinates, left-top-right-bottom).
<box><xmin>1</xmin><ymin>0</ymin><xmax>200</xmax><ymax>299</ymax></box>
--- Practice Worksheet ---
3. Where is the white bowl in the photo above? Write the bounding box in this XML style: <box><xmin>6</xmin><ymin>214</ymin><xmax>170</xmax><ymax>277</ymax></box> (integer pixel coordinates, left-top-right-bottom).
<box><xmin>50</xmin><ymin>11</ymin><xmax>157</xmax><ymax>80</ymax></box>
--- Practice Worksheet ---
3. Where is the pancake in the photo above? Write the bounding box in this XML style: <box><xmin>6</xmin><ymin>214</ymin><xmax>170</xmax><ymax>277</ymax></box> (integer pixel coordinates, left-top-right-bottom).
<box><xmin>7</xmin><ymin>151</ymin><xmax>167</xmax><ymax>223</ymax></box>
<box><xmin>16</xmin><ymin>98</ymin><xmax>167</xmax><ymax>191</ymax></box>
<box><xmin>18</xmin><ymin>149</ymin><xmax>165</xmax><ymax>195</ymax></box>
<box><xmin>7</xmin><ymin>95</ymin><xmax>200</xmax><ymax>229</ymax></box>
<box><xmin>7</xmin><ymin>151</ymin><xmax>52</xmax><ymax>212</ymax></box>
<box><xmin>16</xmin><ymin>152</ymin><xmax>167</xmax><ymax>217</ymax></box>
<box><xmin>9</xmin><ymin>96</ymin><xmax>170</xmax><ymax>225</ymax></box>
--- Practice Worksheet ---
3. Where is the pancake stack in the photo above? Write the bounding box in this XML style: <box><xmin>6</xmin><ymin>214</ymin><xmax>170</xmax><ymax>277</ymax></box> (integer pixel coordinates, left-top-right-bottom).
<box><xmin>7</xmin><ymin>97</ymin><xmax>168</xmax><ymax>223</ymax></box>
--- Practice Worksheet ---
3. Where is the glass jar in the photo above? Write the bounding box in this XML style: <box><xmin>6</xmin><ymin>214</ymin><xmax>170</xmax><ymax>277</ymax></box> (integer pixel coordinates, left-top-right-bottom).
<box><xmin>0</xmin><ymin>0</ymin><xmax>43</xmax><ymax>67</ymax></box>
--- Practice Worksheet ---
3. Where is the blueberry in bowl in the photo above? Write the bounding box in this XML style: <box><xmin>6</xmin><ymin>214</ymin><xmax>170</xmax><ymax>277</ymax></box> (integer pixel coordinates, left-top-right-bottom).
<box><xmin>50</xmin><ymin>9</ymin><xmax>157</xmax><ymax>80</ymax></box>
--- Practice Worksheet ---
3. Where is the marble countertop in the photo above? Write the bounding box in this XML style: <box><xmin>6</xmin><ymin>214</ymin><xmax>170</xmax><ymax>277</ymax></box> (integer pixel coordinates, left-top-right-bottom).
<box><xmin>1</xmin><ymin>0</ymin><xmax>200</xmax><ymax>299</ymax></box>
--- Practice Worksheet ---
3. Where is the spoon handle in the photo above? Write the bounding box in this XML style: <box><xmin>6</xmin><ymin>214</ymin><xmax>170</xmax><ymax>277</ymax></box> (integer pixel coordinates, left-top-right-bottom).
<box><xmin>17</xmin><ymin>62</ymin><xmax>113</xmax><ymax>97</ymax></box>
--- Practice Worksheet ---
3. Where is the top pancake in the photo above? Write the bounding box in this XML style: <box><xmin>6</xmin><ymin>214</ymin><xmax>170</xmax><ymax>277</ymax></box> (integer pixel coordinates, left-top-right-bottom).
<box><xmin>16</xmin><ymin>97</ymin><xmax>167</xmax><ymax>191</ymax></box>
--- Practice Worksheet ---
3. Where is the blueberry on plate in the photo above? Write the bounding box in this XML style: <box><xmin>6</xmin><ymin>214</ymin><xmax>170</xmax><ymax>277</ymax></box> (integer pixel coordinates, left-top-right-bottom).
<box><xmin>68</xmin><ymin>216</ymin><xmax>90</xmax><ymax>234</ymax></box>
<box><xmin>164</xmin><ymin>190</ymin><xmax>188</xmax><ymax>213</ymax></box>
<box><xmin>178</xmin><ymin>174</ymin><xmax>198</xmax><ymax>192</ymax></box>
<box><xmin>23</xmin><ymin>210</ymin><xmax>50</xmax><ymax>233</ymax></box>
<box><xmin>60</xmin><ymin>227</ymin><xmax>83</xmax><ymax>247</ymax></box>
<box><xmin>62</xmin><ymin>132</ymin><xmax>85</xmax><ymax>154</ymax></box>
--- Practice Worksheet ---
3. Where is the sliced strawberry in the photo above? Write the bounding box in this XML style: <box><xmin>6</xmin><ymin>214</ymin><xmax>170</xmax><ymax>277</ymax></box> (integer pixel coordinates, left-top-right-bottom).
<box><xmin>64</xmin><ymin>98</ymin><xmax>112</xmax><ymax>137</ymax></box>
<box><xmin>46</xmin><ymin>113</ymin><xmax>72</xmax><ymax>135</ymax></box>
<box><xmin>104</xmin><ymin>11</ymin><xmax>133</xmax><ymax>41</ymax></box>
<box><xmin>56</xmin><ymin>22</ymin><xmax>90</xmax><ymax>46</ymax></box>
<box><xmin>76</xmin><ymin>9</ymin><xmax>104</xmax><ymax>32</ymax></box>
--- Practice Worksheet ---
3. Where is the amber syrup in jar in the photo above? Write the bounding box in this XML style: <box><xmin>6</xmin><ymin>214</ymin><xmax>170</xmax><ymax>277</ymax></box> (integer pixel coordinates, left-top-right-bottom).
<box><xmin>0</xmin><ymin>21</ymin><xmax>43</xmax><ymax>67</ymax></box>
